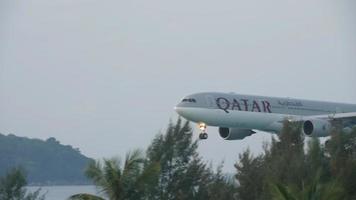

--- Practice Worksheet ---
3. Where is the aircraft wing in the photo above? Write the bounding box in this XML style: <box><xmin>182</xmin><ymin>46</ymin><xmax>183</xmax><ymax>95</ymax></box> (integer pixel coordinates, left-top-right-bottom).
<box><xmin>300</xmin><ymin>112</ymin><xmax>356</xmax><ymax>128</ymax></box>
<box><xmin>303</xmin><ymin>112</ymin><xmax>356</xmax><ymax>121</ymax></box>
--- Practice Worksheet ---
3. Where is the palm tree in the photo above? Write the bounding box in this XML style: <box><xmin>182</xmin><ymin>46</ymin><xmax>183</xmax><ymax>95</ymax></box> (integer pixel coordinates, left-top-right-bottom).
<box><xmin>0</xmin><ymin>168</ymin><xmax>45</xmax><ymax>200</ymax></box>
<box><xmin>269</xmin><ymin>169</ymin><xmax>345</xmax><ymax>200</ymax></box>
<box><xmin>68</xmin><ymin>149</ymin><xmax>159</xmax><ymax>200</ymax></box>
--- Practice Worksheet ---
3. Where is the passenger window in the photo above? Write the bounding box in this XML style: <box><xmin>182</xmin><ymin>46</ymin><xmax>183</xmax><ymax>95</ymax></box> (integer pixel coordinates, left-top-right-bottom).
<box><xmin>181</xmin><ymin>98</ymin><xmax>196</xmax><ymax>103</ymax></box>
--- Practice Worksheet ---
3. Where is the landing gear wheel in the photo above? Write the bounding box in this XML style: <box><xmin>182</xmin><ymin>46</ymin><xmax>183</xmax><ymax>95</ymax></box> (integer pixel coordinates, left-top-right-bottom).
<box><xmin>199</xmin><ymin>133</ymin><xmax>208</xmax><ymax>140</ymax></box>
<box><xmin>203</xmin><ymin>133</ymin><xmax>208</xmax><ymax>139</ymax></box>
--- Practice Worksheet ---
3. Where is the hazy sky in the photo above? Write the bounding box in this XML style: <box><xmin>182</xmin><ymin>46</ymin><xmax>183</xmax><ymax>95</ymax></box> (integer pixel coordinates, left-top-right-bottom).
<box><xmin>1</xmin><ymin>0</ymin><xmax>355</xmax><ymax>172</ymax></box>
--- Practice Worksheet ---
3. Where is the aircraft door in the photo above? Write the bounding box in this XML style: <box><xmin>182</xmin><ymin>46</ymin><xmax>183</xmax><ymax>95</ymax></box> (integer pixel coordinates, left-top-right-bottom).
<box><xmin>205</xmin><ymin>95</ymin><xmax>215</xmax><ymax>108</ymax></box>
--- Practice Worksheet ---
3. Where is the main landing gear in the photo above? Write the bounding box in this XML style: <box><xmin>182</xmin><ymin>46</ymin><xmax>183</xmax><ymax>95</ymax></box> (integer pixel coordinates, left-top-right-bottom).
<box><xmin>198</xmin><ymin>123</ymin><xmax>208</xmax><ymax>140</ymax></box>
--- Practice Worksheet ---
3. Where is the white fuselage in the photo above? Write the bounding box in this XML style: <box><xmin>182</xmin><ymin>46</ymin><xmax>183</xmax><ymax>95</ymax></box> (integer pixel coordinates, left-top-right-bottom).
<box><xmin>175</xmin><ymin>92</ymin><xmax>356</xmax><ymax>133</ymax></box>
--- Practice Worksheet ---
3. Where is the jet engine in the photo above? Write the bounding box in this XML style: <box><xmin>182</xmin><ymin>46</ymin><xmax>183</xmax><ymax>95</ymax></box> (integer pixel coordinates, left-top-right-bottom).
<box><xmin>218</xmin><ymin>128</ymin><xmax>256</xmax><ymax>140</ymax></box>
<box><xmin>302</xmin><ymin>119</ymin><xmax>332</xmax><ymax>137</ymax></box>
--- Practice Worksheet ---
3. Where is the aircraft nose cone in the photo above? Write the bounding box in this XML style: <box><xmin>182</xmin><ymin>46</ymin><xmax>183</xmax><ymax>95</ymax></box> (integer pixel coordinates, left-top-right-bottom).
<box><xmin>174</xmin><ymin>102</ymin><xmax>188</xmax><ymax>117</ymax></box>
<box><xmin>174</xmin><ymin>106</ymin><xmax>183</xmax><ymax>115</ymax></box>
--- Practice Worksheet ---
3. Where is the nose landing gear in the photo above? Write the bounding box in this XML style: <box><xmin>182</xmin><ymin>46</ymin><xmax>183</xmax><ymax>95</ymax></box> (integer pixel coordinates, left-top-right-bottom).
<box><xmin>199</xmin><ymin>132</ymin><xmax>208</xmax><ymax>140</ymax></box>
<box><xmin>198</xmin><ymin>123</ymin><xmax>208</xmax><ymax>140</ymax></box>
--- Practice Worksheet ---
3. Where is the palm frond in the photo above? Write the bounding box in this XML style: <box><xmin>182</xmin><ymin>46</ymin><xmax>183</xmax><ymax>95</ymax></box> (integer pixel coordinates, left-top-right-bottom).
<box><xmin>122</xmin><ymin>149</ymin><xmax>144</xmax><ymax>178</ymax></box>
<box><xmin>269</xmin><ymin>183</ymin><xmax>298</xmax><ymax>200</ymax></box>
<box><xmin>85</xmin><ymin>160</ymin><xmax>104</xmax><ymax>186</ymax></box>
<box><xmin>102</xmin><ymin>158</ymin><xmax>122</xmax><ymax>199</ymax></box>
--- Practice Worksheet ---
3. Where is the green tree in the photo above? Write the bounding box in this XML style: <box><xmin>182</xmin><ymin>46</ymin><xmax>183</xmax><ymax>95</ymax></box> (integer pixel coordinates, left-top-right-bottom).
<box><xmin>266</xmin><ymin>125</ymin><xmax>353</xmax><ymax>200</ymax></box>
<box><xmin>234</xmin><ymin>121</ymin><xmax>349</xmax><ymax>200</ymax></box>
<box><xmin>202</xmin><ymin>163</ymin><xmax>236</xmax><ymax>200</ymax></box>
<box><xmin>146</xmin><ymin>119</ymin><xmax>199</xmax><ymax>199</ymax></box>
<box><xmin>234</xmin><ymin>121</ymin><xmax>306</xmax><ymax>200</ymax></box>
<box><xmin>264</xmin><ymin>121</ymin><xmax>305</xmax><ymax>188</ymax></box>
<box><xmin>270</xmin><ymin>169</ymin><xmax>345</xmax><ymax>200</ymax></box>
<box><xmin>0</xmin><ymin>168</ymin><xmax>45</xmax><ymax>200</ymax></box>
<box><xmin>145</xmin><ymin>118</ymin><xmax>236</xmax><ymax>200</ymax></box>
<box><xmin>69</xmin><ymin>149</ymin><xmax>159</xmax><ymax>200</ymax></box>
<box><xmin>234</xmin><ymin>149</ymin><xmax>265</xmax><ymax>200</ymax></box>
<box><xmin>326</xmin><ymin>127</ymin><xmax>356</xmax><ymax>199</ymax></box>
<box><xmin>234</xmin><ymin>121</ymin><xmax>356</xmax><ymax>200</ymax></box>
<box><xmin>71</xmin><ymin>119</ymin><xmax>236</xmax><ymax>200</ymax></box>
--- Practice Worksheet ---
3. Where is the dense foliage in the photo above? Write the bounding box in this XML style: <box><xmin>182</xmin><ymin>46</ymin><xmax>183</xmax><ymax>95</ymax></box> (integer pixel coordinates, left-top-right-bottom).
<box><xmin>235</xmin><ymin>121</ymin><xmax>356</xmax><ymax>200</ymax></box>
<box><xmin>144</xmin><ymin>119</ymin><xmax>235</xmax><ymax>200</ymax></box>
<box><xmin>71</xmin><ymin>119</ymin><xmax>356</xmax><ymax>200</ymax></box>
<box><xmin>0</xmin><ymin>168</ymin><xmax>45</xmax><ymax>200</ymax></box>
<box><xmin>70</xmin><ymin>119</ymin><xmax>236</xmax><ymax>200</ymax></box>
<box><xmin>3</xmin><ymin>119</ymin><xmax>356</xmax><ymax>200</ymax></box>
<box><xmin>0</xmin><ymin>133</ymin><xmax>93</xmax><ymax>185</ymax></box>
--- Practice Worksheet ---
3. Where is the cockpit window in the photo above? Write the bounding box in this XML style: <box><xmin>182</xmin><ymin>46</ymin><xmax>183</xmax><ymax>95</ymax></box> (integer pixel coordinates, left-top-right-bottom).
<box><xmin>182</xmin><ymin>98</ymin><xmax>196</xmax><ymax>103</ymax></box>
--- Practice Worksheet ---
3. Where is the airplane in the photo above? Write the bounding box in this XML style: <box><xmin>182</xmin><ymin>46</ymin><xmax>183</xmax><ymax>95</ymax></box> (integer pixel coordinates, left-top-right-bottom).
<box><xmin>174</xmin><ymin>92</ymin><xmax>356</xmax><ymax>140</ymax></box>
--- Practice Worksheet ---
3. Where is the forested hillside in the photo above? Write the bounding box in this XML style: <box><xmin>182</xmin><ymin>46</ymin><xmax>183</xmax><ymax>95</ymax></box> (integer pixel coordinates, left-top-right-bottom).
<box><xmin>0</xmin><ymin>133</ymin><xmax>93</xmax><ymax>185</ymax></box>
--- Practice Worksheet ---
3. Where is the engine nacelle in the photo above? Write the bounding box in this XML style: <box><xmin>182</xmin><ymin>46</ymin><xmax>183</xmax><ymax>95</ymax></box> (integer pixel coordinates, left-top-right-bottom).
<box><xmin>302</xmin><ymin>119</ymin><xmax>332</xmax><ymax>137</ymax></box>
<box><xmin>218</xmin><ymin>128</ymin><xmax>256</xmax><ymax>140</ymax></box>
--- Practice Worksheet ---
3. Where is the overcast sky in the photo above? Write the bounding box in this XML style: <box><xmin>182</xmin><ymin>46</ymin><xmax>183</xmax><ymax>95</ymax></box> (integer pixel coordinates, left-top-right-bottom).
<box><xmin>1</xmin><ymin>0</ymin><xmax>355</xmax><ymax>172</ymax></box>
